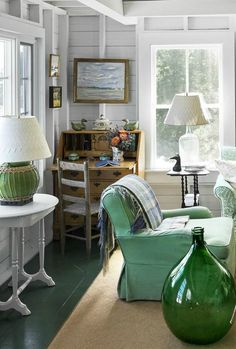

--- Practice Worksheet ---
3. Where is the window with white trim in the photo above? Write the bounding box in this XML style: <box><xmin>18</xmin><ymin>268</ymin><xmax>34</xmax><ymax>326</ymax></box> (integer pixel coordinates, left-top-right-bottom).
<box><xmin>138</xmin><ymin>31</ymin><xmax>234</xmax><ymax>170</ymax></box>
<box><xmin>0</xmin><ymin>38</ymin><xmax>14</xmax><ymax>116</ymax></box>
<box><xmin>154</xmin><ymin>45</ymin><xmax>220</xmax><ymax>167</ymax></box>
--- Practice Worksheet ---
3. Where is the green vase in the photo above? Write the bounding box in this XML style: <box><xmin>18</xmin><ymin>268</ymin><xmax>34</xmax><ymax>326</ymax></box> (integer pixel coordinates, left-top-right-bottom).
<box><xmin>162</xmin><ymin>227</ymin><xmax>236</xmax><ymax>345</ymax></box>
<box><xmin>0</xmin><ymin>162</ymin><xmax>39</xmax><ymax>205</ymax></box>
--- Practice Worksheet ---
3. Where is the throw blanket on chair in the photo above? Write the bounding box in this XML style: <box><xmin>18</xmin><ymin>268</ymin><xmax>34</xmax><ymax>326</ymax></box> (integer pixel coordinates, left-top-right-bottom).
<box><xmin>98</xmin><ymin>174</ymin><xmax>163</xmax><ymax>272</ymax></box>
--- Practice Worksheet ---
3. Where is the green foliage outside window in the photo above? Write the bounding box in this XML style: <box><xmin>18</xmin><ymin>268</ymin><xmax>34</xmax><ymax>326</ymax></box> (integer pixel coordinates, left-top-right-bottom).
<box><xmin>156</xmin><ymin>47</ymin><xmax>220</xmax><ymax>164</ymax></box>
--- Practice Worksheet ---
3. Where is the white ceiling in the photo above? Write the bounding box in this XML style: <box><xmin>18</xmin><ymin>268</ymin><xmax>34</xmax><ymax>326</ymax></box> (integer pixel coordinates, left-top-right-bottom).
<box><xmin>42</xmin><ymin>0</ymin><xmax>236</xmax><ymax>24</ymax></box>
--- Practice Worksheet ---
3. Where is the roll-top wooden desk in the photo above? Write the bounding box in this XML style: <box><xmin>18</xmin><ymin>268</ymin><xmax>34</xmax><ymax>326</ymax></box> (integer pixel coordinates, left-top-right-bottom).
<box><xmin>51</xmin><ymin>129</ymin><xmax>145</xmax><ymax>239</ymax></box>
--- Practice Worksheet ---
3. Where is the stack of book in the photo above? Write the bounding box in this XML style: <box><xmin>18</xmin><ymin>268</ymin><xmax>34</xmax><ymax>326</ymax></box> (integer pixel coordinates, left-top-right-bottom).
<box><xmin>156</xmin><ymin>215</ymin><xmax>189</xmax><ymax>230</ymax></box>
<box><xmin>185</xmin><ymin>193</ymin><xmax>199</xmax><ymax>207</ymax></box>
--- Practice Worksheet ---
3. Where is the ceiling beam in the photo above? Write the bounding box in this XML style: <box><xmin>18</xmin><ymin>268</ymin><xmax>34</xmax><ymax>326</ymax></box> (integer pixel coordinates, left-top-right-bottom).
<box><xmin>76</xmin><ymin>0</ymin><xmax>137</xmax><ymax>24</ymax></box>
<box><xmin>66</xmin><ymin>7</ymin><xmax>98</xmax><ymax>15</ymax></box>
<box><xmin>123</xmin><ymin>0</ymin><xmax>236</xmax><ymax>17</ymax></box>
<box><xmin>49</xmin><ymin>1</ymin><xmax>86</xmax><ymax>8</ymax></box>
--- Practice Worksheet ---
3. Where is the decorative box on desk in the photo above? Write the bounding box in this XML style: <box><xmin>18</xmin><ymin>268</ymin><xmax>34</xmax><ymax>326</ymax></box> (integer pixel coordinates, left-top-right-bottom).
<box><xmin>51</xmin><ymin>129</ymin><xmax>145</xmax><ymax>239</ymax></box>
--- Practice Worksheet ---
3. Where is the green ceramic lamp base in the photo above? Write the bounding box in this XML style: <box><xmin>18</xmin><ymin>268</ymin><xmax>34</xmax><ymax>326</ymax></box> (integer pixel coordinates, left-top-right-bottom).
<box><xmin>0</xmin><ymin>162</ymin><xmax>40</xmax><ymax>206</ymax></box>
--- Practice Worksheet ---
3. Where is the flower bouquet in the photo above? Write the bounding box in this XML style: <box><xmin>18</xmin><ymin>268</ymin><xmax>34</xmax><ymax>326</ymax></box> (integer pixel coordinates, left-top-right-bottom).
<box><xmin>109</xmin><ymin>128</ymin><xmax>136</xmax><ymax>152</ymax></box>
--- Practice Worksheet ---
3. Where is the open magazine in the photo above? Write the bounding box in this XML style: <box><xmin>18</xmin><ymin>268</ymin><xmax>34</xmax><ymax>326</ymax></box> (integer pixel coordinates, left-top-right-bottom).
<box><xmin>155</xmin><ymin>215</ymin><xmax>189</xmax><ymax>230</ymax></box>
<box><xmin>95</xmin><ymin>159</ymin><xmax>120</xmax><ymax>167</ymax></box>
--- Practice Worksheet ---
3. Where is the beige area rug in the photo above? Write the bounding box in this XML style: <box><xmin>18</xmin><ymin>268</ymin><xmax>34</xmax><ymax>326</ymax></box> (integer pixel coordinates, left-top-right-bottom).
<box><xmin>49</xmin><ymin>250</ymin><xmax>236</xmax><ymax>349</ymax></box>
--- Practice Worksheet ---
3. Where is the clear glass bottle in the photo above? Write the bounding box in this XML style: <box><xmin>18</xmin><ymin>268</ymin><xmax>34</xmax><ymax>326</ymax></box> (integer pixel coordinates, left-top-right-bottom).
<box><xmin>162</xmin><ymin>227</ymin><xmax>236</xmax><ymax>344</ymax></box>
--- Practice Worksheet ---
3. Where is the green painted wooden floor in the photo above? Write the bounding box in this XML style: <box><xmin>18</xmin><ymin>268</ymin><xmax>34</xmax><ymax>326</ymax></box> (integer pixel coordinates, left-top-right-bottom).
<box><xmin>0</xmin><ymin>238</ymin><xmax>101</xmax><ymax>349</ymax></box>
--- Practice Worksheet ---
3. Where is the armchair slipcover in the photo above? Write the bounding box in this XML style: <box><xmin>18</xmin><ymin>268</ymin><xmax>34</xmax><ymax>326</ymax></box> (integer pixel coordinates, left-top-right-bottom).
<box><xmin>214</xmin><ymin>146</ymin><xmax>236</xmax><ymax>222</ymax></box>
<box><xmin>101</xmin><ymin>175</ymin><xmax>235</xmax><ymax>301</ymax></box>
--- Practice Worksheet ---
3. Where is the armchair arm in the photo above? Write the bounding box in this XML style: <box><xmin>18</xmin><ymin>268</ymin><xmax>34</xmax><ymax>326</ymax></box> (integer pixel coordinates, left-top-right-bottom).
<box><xmin>214</xmin><ymin>174</ymin><xmax>236</xmax><ymax>217</ymax></box>
<box><xmin>162</xmin><ymin>206</ymin><xmax>213</xmax><ymax>219</ymax></box>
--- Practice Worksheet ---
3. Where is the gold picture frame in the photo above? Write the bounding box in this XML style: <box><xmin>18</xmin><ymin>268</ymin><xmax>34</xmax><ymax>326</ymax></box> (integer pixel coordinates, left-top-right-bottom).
<box><xmin>73</xmin><ymin>58</ymin><xmax>129</xmax><ymax>103</ymax></box>
<box><xmin>49</xmin><ymin>54</ymin><xmax>60</xmax><ymax>77</ymax></box>
<box><xmin>49</xmin><ymin>86</ymin><xmax>62</xmax><ymax>108</ymax></box>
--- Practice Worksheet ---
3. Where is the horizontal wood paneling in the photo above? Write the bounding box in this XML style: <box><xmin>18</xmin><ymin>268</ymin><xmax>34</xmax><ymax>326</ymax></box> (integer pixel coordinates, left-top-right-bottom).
<box><xmin>68</xmin><ymin>15</ymin><xmax>137</xmax><ymax>126</ymax></box>
<box><xmin>106</xmin><ymin>31</ymin><xmax>136</xmax><ymax>46</ymax></box>
<box><xmin>106</xmin><ymin>17</ymin><xmax>135</xmax><ymax>32</ymax></box>
<box><xmin>106</xmin><ymin>46</ymin><xmax>136</xmax><ymax>60</ymax></box>
<box><xmin>69</xmin><ymin>31</ymin><xmax>99</xmax><ymax>46</ymax></box>
<box><xmin>69</xmin><ymin>16</ymin><xmax>99</xmax><ymax>32</ymax></box>
<box><xmin>69</xmin><ymin>46</ymin><xmax>99</xmax><ymax>60</ymax></box>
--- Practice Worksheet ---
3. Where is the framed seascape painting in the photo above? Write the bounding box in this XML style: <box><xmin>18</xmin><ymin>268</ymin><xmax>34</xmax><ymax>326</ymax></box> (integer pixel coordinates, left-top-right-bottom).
<box><xmin>49</xmin><ymin>54</ymin><xmax>60</xmax><ymax>77</ymax></box>
<box><xmin>49</xmin><ymin>86</ymin><xmax>62</xmax><ymax>108</ymax></box>
<box><xmin>73</xmin><ymin>58</ymin><xmax>129</xmax><ymax>103</ymax></box>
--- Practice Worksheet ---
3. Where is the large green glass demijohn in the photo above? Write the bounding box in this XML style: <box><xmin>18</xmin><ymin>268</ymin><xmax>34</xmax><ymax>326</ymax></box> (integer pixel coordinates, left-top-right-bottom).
<box><xmin>162</xmin><ymin>227</ymin><xmax>236</xmax><ymax>345</ymax></box>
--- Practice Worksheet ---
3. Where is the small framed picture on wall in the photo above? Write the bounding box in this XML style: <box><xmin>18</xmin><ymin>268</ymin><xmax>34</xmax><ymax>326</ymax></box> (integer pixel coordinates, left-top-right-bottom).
<box><xmin>49</xmin><ymin>86</ymin><xmax>62</xmax><ymax>108</ymax></box>
<box><xmin>49</xmin><ymin>54</ymin><xmax>60</xmax><ymax>77</ymax></box>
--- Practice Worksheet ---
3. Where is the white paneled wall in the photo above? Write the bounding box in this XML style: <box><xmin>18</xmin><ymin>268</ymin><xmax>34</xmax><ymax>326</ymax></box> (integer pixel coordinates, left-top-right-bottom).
<box><xmin>105</xmin><ymin>17</ymin><xmax>136</xmax><ymax>123</ymax></box>
<box><xmin>68</xmin><ymin>16</ymin><xmax>99</xmax><ymax>126</ymax></box>
<box><xmin>0</xmin><ymin>0</ymin><xmax>9</xmax><ymax>13</ymax></box>
<box><xmin>68</xmin><ymin>16</ymin><xmax>136</xmax><ymax>129</ymax></box>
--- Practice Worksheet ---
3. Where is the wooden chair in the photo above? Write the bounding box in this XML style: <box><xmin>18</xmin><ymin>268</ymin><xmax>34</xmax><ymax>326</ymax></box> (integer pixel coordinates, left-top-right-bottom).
<box><xmin>57</xmin><ymin>159</ymin><xmax>100</xmax><ymax>256</ymax></box>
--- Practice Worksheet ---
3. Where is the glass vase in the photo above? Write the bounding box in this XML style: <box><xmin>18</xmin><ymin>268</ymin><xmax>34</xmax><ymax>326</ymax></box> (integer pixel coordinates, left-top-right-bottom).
<box><xmin>112</xmin><ymin>147</ymin><xmax>124</xmax><ymax>162</ymax></box>
<box><xmin>162</xmin><ymin>227</ymin><xmax>236</xmax><ymax>345</ymax></box>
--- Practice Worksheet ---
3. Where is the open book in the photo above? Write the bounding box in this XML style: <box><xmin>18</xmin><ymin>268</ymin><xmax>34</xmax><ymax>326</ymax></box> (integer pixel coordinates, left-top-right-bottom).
<box><xmin>95</xmin><ymin>159</ymin><xmax>120</xmax><ymax>167</ymax></box>
<box><xmin>155</xmin><ymin>216</ymin><xmax>189</xmax><ymax>230</ymax></box>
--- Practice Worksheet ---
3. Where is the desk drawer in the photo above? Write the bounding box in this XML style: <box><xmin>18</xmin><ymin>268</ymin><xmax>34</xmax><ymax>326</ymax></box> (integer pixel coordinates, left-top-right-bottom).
<box><xmin>63</xmin><ymin>168</ymin><xmax>133</xmax><ymax>181</ymax></box>
<box><xmin>90</xmin><ymin>168</ymin><xmax>133</xmax><ymax>180</ymax></box>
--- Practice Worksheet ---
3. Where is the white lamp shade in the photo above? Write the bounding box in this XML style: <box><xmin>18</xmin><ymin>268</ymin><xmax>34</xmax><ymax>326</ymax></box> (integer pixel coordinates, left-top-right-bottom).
<box><xmin>0</xmin><ymin>116</ymin><xmax>51</xmax><ymax>163</ymax></box>
<box><xmin>164</xmin><ymin>93</ymin><xmax>209</xmax><ymax>126</ymax></box>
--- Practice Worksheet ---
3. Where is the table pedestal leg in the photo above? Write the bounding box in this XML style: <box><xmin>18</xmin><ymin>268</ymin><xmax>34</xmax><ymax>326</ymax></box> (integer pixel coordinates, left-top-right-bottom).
<box><xmin>193</xmin><ymin>175</ymin><xmax>199</xmax><ymax>206</ymax></box>
<box><xmin>18</xmin><ymin>219</ymin><xmax>55</xmax><ymax>287</ymax></box>
<box><xmin>181</xmin><ymin>176</ymin><xmax>185</xmax><ymax>208</ymax></box>
<box><xmin>35</xmin><ymin>219</ymin><xmax>55</xmax><ymax>286</ymax></box>
<box><xmin>0</xmin><ymin>228</ymin><xmax>31</xmax><ymax>316</ymax></box>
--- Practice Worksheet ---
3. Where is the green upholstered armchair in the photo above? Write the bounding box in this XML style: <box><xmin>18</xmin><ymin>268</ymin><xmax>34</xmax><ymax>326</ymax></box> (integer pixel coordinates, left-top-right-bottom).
<box><xmin>214</xmin><ymin>146</ymin><xmax>236</xmax><ymax>226</ymax></box>
<box><xmin>101</xmin><ymin>175</ymin><xmax>235</xmax><ymax>301</ymax></box>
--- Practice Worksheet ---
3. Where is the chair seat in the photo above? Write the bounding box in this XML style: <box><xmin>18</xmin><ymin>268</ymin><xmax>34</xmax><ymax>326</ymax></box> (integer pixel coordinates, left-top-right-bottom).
<box><xmin>64</xmin><ymin>201</ymin><xmax>100</xmax><ymax>216</ymax></box>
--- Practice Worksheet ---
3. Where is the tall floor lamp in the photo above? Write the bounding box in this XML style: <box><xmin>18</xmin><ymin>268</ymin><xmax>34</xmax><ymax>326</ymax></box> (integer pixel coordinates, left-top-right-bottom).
<box><xmin>164</xmin><ymin>93</ymin><xmax>209</xmax><ymax>165</ymax></box>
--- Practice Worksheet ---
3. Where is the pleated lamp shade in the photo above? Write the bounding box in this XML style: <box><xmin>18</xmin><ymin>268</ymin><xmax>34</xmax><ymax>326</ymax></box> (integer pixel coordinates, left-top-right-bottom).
<box><xmin>164</xmin><ymin>93</ymin><xmax>209</xmax><ymax>165</ymax></box>
<box><xmin>164</xmin><ymin>93</ymin><xmax>209</xmax><ymax>126</ymax></box>
<box><xmin>0</xmin><ymin>116</ymin><xmax>51</xmax><ymax>163</ymax></box>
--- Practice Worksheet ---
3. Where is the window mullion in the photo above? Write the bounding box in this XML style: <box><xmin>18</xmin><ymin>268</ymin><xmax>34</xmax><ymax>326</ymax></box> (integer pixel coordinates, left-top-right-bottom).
<box><xmin>186</xmin><ymin>48</ymin><xmax>189</xmax><ymax>94</ymax></box>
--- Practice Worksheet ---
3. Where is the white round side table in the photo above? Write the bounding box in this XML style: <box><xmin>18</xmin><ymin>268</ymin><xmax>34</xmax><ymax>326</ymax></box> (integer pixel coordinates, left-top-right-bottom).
<box><xmin>0</xmin><ymin>194</ymin><xmax>58</xmax><ymax>316</ymax></box>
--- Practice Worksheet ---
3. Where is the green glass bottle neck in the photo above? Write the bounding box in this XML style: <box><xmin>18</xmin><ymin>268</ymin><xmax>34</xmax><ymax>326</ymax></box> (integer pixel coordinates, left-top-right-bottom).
<box><xmin>192</xmin><ymin>227</ymin><xmax>205</xmax><ymax>246</ymax></box>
